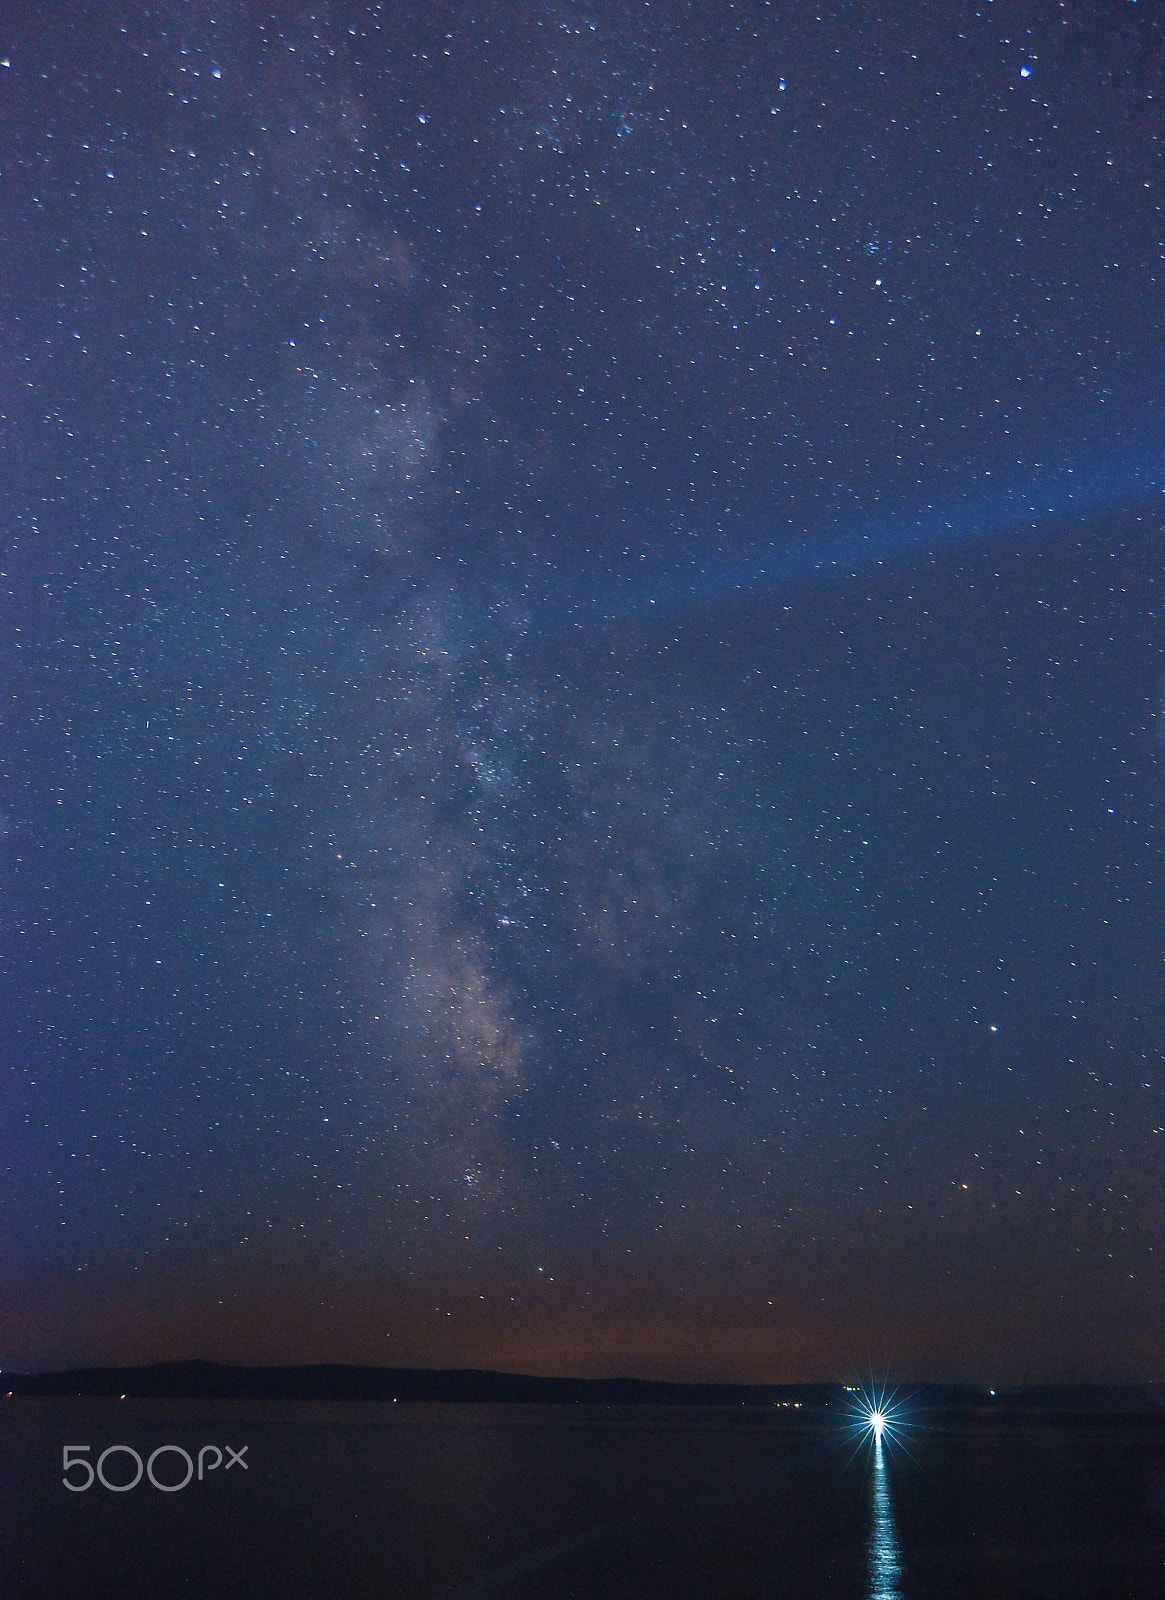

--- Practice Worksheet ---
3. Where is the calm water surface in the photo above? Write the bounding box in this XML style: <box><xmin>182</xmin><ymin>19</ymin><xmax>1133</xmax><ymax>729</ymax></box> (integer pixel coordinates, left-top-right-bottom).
<box><xmin>2</xmin><ymin>1401</ymin><xmax>1163</xmax><ymax>1598</ymax></box>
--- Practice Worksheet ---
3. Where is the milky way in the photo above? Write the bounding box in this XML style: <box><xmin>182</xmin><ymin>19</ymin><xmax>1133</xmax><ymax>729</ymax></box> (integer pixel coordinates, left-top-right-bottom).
<box><xmin>2</xmin><ymin>0</ymin><xmax>1162</xmax><ymax>1379</ymax></box>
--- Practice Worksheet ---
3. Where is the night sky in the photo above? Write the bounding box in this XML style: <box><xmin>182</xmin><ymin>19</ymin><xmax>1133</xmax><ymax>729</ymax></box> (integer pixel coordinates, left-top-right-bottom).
<box><xmin>2</xmin><ymin>0</ymin><xmax>1162</xmax><ymax>1385</ymax></box>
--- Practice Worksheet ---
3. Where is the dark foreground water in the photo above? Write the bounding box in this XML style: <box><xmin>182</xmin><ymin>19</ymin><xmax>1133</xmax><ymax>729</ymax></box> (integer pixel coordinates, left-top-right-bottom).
<box><xmin>2</xmin><ymin>1401</ymin><xmax>1163</xmax><ymax>1598</ymax></box>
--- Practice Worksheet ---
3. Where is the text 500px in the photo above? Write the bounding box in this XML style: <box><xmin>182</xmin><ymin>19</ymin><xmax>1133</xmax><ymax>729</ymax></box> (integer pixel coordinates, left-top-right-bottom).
<box><xmin>62</xmin><ymin>1444</ymin><xmax>248</xmax><ymax>1491</ymax></box>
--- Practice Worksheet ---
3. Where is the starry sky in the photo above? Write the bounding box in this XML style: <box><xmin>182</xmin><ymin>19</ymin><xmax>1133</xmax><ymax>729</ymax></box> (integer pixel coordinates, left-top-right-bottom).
<box><xmin>1</xmin><ymin>0</ymin><xmax>1162</xmax><ymax>1384</ymax></box>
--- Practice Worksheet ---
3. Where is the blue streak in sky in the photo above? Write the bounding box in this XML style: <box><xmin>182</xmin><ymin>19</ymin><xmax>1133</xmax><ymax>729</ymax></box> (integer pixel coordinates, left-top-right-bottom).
<box><xmin>564</xmin><ymin>443</ymin><xmax>1164</xmax><ymax>630</ymax></box>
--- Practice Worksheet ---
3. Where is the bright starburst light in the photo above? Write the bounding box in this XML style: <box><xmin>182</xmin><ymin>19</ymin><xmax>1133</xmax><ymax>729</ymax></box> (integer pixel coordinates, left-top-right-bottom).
<box><xmin>845</xmin><ymin>1384</ymin><xmax>908</xmax><ymax>1454</ymax></box>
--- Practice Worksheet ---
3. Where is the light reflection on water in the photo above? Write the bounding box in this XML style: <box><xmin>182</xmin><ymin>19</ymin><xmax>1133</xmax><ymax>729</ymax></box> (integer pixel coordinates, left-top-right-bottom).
<box><xmin>869</xmin><ymin>1435</ymin><xmax>902</xmax><ymax>1600</ymax></box>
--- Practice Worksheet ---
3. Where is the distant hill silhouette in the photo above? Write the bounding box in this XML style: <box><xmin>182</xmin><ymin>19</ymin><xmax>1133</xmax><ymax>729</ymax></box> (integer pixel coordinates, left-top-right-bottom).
<box><xmin>3</xmin><ymin>1362</ymin><xmax>1163</xmax><ymax>1411</ymax></box>
<box><xmin>3</xmin><ymin>1361</ymin><xmax>831</xmax><ymax>1405</ymax></box>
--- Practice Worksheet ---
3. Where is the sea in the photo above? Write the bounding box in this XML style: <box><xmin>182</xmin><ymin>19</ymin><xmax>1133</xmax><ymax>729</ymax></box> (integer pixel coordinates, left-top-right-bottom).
<box><xmin>2</xmin><ymin>1400</ymin><xmax>1163</xmax><ymax>1598</ymax></box>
